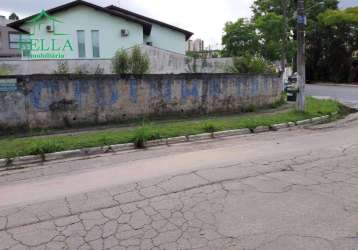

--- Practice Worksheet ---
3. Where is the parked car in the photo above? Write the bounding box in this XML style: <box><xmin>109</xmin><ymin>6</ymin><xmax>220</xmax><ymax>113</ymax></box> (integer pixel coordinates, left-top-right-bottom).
<box><xmin>285</xmin><ymin>72</ymin><xmax>299</xmax><ymax>102</ymax></box>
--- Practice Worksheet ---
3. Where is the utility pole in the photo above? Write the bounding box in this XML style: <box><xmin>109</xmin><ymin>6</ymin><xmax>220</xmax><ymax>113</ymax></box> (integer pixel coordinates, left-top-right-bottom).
<box><xmin>297</xmin><ymin>0</ymin><xmax>306</xmax><ymax>111</ymax></box>
<box><xmin>281</xmin><ymin>0</ymin><xmax>288</xmax><ymax>75</ymax></box>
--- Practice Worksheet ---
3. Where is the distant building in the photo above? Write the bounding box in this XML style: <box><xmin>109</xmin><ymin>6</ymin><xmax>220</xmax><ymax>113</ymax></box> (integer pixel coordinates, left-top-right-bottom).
<box><xmin>186</xmin><ymin>40</ymin><xmax>194</xmax><ymax>52</ymax></box>
<box><xmin>193</xmin><ymin>39</ymin><xmax>204</xmax><ymax>51</ymax></box>
<box><xmin>186</xmin><ymin>38</ymin><xmax>204</xmax><ymax>52</ymax></box>
<box><xmin>0</xmin><ymin>16</ymin><xmax>22</xmax><ymax>58</ymax></box>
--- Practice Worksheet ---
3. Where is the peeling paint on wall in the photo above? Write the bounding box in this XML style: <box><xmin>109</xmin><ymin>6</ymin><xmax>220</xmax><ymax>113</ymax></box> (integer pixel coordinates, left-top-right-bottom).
<box><xmin>130</xmin><ymin>79</ymin><xmax>138</xmax><ymax>103</ymax></box>
<box><xmin>0</xmin><ymin>74</ymin><xmax>282</xmax><ymax>130</ymax></box>
<box><xmin>209</xmin><ymin>79</ymin><xmax>221</xmax><ymax>97</ymax></box>
<box><xmin>181</xmin><ymin>80</ymin><xmax>199</xmax><ymax>102</ymax></box>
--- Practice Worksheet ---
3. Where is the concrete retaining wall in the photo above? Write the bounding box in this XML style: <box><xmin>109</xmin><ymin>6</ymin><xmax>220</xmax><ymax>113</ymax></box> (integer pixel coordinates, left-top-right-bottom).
<box><xmin>0</xmin><ymin>45</ymin><xmax>233</xmax><ymax>75</ymax></box>
<box><xmin>0</xmin><ymin>73</ymin><xmax>282</xmax><ymax>131</ymax></box>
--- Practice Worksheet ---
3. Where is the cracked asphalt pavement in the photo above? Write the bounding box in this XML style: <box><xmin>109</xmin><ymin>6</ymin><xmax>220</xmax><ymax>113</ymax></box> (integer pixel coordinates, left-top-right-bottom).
<box><xmin>0</xmin><ymin>113</ymin><xmax>358</xmax><ymax>249</ymax></box>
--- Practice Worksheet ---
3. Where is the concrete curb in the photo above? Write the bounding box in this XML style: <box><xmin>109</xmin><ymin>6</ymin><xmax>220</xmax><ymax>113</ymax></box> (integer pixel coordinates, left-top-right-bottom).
<box><xmin>0</xmin><ymin>113</ymin><xmax>337</xmax><ymax>170</ymax></box>
<box><xmin>295</xmin><ymin>119</ymin><xmax>312</xmax><ymax>126</ymax></box>
<box><xmin>253</xmin><ymin>126</ymin><xmax>270</xmax><ymax>133</ymax></box>
<box><xmin>213</xmin><ymin>128</ymin><xmax>251</xmax><ymax>138</ymax></box>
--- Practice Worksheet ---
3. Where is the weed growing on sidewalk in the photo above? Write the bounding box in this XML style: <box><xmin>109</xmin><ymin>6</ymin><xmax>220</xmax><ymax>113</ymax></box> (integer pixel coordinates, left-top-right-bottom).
<box><xmin>0</xmin><ymin>97</ymin><xmax>345</xmax><ymax>159</ymax></box>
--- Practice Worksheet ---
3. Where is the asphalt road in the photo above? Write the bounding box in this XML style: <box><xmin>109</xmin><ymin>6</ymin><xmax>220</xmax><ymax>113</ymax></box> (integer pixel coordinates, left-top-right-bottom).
<box><xmin>0</xmin><ymin>113</ymin><xmax>358</xmax><ymax>249</ymax></box>
<box><xmin>306</xmin><ymin>83</ymin><xmax>358</xmax><ymax>109</ymax></box>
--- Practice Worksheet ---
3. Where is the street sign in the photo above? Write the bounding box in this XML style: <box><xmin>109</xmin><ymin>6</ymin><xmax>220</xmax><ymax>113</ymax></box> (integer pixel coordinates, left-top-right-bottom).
<box><xmin>297</xmin><ymin>15</ymin><xmax>307</xmax><ymax>25</ymax></box>
<box><xmin>0</xmin><ymin>79</ymin><xmax>18</xmax><ymax>92</ymax></box>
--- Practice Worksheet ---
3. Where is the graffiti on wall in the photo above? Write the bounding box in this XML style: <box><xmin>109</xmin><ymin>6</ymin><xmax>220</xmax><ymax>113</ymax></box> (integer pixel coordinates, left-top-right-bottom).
<box><xmin>27</xmin><ymin>76</ymin><xmax>272</xmax><ymax>112</ymax></box>
<box><xmin>0</xmin><ymin>74</ymin><xmax>282</xmax><ymax>130</ymax></box>
<box><xmin>0</xmin><ymin>79</ymin><xmax>18</xmax><ymax>92</ymax></box>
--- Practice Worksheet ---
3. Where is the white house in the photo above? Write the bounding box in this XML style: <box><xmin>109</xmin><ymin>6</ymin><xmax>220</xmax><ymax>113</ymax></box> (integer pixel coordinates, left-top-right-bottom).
<box><xmin>7</xmin><ymin>0</ymin><xmax>193</xmax><ymax>59</ymax></box>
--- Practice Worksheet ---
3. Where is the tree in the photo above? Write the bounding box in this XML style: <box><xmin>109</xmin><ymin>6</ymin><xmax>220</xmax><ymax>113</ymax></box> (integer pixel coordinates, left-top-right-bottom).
<box><xmin>250</xmin><ymin>0</ymin><xmax>357</xmax><ymax>83</ymax></box>
<box><xmin>319</xmin><ymin>7</ymin><xmax>358</xmax><ymax>25</ymax></box>
<box><xmin>317</xmin><ymin>7</ymin><xmax>358</xmax><ymax>82</ymax></box>
<box><xmin>222</xmin><ymin>19</ymin><xmax>260</xmax><ymax>57</ymax></box>
<box><xmin>255</xmin><ymin>13</ymin><xmax>285</xmax><ymax>61</ymax></box>
<box><xmin>8</xmin><ymin>13</ymin><xmax>19</xmax><ymax>21</ymax></box>
<box><xmin>222</xmin><ymin>0</ymin><xmax>357</xmax><ymax>82</ymax></box>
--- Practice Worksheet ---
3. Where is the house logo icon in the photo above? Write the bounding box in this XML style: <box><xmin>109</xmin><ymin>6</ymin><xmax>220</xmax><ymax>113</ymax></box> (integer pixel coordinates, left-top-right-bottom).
<box><xmin>25</xmin><ymin>10</ymin><xmax>70</xmax><ymax>36</ymax></box>
<box><xmin>20</xmin><ymin>9</ymin><xmax>74</xmax><ymax>59</ymax></box>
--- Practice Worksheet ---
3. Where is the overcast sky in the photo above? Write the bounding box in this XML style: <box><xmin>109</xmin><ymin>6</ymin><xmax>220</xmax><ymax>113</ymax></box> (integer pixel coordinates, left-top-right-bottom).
<box><xmin>0</xmin><ymin>0</ymin><xmax>356</xmax><ymax>48</ymax></box>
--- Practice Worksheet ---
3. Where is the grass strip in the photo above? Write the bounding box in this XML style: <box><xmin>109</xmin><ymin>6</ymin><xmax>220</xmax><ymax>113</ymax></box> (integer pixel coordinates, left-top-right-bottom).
<box><xmin>0</xmin><ymin>97</ymin><xmax>345</xmax><ymax>159</ymax></box>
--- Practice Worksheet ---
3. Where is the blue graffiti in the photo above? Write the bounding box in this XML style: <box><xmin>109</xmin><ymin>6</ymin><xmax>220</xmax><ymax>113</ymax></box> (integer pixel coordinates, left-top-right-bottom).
<box><xmin>150</xmin><ymin>80</ymin><xmax>172</xmax><ymax>102</ymax></box>
<box><xmin>163</xmin><ymin>80</ymin><xmax>172</xmax><ymax>102</ymax></box>
<box><xmin>251</xmin><ymin>77</ymin><xmax>260</xmax><ymax>96</ymax></box>
<box><xmin>209</xmin><ymin>79</ymin><xmax>221</xmax><ymax>97</ymax></box>
<box><xmin>130</xmin><ymin>79</ymin><xmax>138</xmax><ymax>103</ymax></box>
<box><xmin>48</xmin><ymin>81</ymin><xmax>60</xmax><ymax>95</ymax></box>
<box><xmin>74</xmin><ymin>80</ymin><xmax>90</xmax><ymax>107</ymax></box>
<box><xmin>29</xmin><ymin>80</ymin><xmax>60</xmax><ymax>111</ymax></box>
<box><xmin>29</xmin><ymin>80</ymin><xmax>120</xmax><ymax>111</ymax></box>
<box><xmin>111</xmin><ymin>83</ymin><xmax>119</xmax><ymax>104</ymax></box>
<box><xmin>74</xmin><ymin>81</ymin><xmax>82</xmax><ymax>107</ymax></box>
<box><xmin>95</xmin><ymin>80</ymin><xmax>119</xmax><ymax>107</ymax></box>
<box><xmin>236</xmin><ymin>79</ymin><xmax>242</xmax><ymax>97</ymax></box>
<box><xmin>29</xmin><ymin>81</ymin><xmax>45</xmax><ymax>110</ymax></box>
<box><xmin>150</xmin><ymin>80</ymin><xmax>160</xmax><ymax>98</ymax></box>
<box><xmin>264</xmin><ymin>77</ymin><xmax>270</xmax><ymax>93</ymax></box>
<box><xmin>181</xmin><ymin>80</ymin><xmax>199</xmax><ymax>102</ymax></box>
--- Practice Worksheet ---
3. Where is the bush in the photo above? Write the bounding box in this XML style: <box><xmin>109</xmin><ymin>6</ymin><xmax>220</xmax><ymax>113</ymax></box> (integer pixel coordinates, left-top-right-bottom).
<box><xmin>53</xmin><ymin>61</ymin><xmax>69</xmax><ymax>74</ymax></box>
<box><xmin>132</xmin><ymin>125</ymin><xmax>160</xmax><ymax>148</ymax></box>
<box><xmin>202</xmin><ymin>122</ymin><xmax>217</xmax><ymax>133</ymax></box>
<box><xmin>130</xmin><ymin>46</ymin><xmax>150</xmax><ymax>74</ymax></box>
<box><xmin>228</xmin><ymin>55</ymin><xmax>276</xmax><ymax>74</ymax></box>
<box><xmin>112</xmin><ymin>49</ymin><xmax>130</xmax><ymax>74</ymax></box>
<box><xmin>0</xmin><ymin>67</ymin><xmax>9</xmax><ymax>75</ymax></box>
<box><xmin>112</xmin><ymin>46</ymin><xmax>150</xmax><ymax>74</ymax></box>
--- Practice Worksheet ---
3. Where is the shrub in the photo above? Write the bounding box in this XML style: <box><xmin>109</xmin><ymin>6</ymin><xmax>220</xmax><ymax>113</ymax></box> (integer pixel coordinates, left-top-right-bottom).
<box><xmin>228</xmin><ymin>55</ymin><xmax>276</xmax><ymax>74</ymax></box>
<box><xmin>112</xmin><ymin>46</ymin><xmax>150</xmax><ymax>74</ymax></box>
<box><xmin>98</xmin><ymin>136</ymin><xmax>112</xmax><ymax>148</ymax></box>
<box><xmin>0</xmin><ymin>67</ymin><xmax>9</xmax><ymax>76</ymax></box>
<box><xmin>130</xmin><ymin>46</ymin><xmax>150</xmax><ymax>74</ymax></box>
<box><xmin>112</xmin><ymin>49</ymin><xmax>130</xmax><ymax>74</ymax></box>
<box><xmin>132</xmin><ymin>125</ymin><xmax>160</xmax><ymax>148</ymax></box>
<box><xmin>202</xmin><ymin>122</ymin><xmax>217</xmax><ymax>133</ymax></box>
<box><xmin>53</xmin><ymin>61</ymin><xmax>69</xmax><ymax>74</ymax></box>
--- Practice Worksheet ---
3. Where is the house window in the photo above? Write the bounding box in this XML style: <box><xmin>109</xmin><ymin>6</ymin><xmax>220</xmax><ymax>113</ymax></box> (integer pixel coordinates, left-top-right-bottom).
<box><xmin>77</xmin><ymin>30</ymin><xmax>86</xmax><ymax>58</ymax></box>
<box><xmin>19</xmin><ymin>34</ymin><xmax>31</xmax><ymax>57</ymax></box>
<box><xmin>91</xmin><ymin>30</ymin><xmax>100</xmax><ymax>58</ymax></box>
<box><xmin>9</xmin><ymin>32</ymin><xmax>21</xmax><ymax>49</ymax></box>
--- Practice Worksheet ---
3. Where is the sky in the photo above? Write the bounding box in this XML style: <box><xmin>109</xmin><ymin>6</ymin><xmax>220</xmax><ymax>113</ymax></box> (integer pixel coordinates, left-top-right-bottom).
<box><xmin>0</xmin><ymin>0</ymin><xmax>356</xmax><ymax>48</ymax></box>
